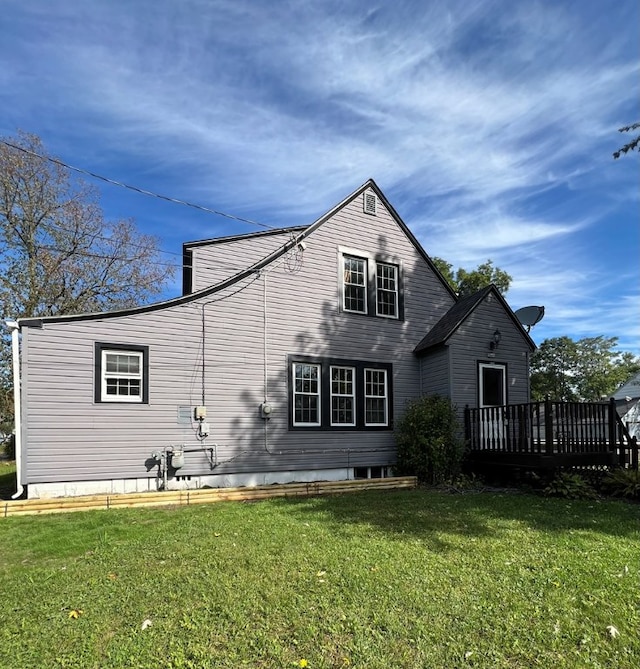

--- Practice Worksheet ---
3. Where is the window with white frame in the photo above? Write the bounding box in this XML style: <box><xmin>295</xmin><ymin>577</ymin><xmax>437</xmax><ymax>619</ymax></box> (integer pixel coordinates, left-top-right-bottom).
<box><xmin>340</xmin><ymin>250</ymin><xmax>402</xmax><ymax>320</ymax></box>
<box><xmin>375</xmin><ymin>262</ymin><xmax>398</xmax><ymax>318</ymax></box>
<box><xmin>342</xmin><ymin>255</ymin><xmax>367</xmax><ymax>313</ymax></box>
<box><xmin>290</xmin><ymin>356</ymin><xmax>391</xmax><ymax>430</ymax></box>
<box><xmin>365</xmin><ymin>368</ymin><xmax>388</xmax><ymax>426</ymax></box>
<box><xmin>95</xmin><ymin>343</ymin><xmax>149</xmax><ymax>404</ymax></box>
<box><xmin>292</xmin><ymin>362</ymin><xmax>321</xmax><ymax>426</ymax></box>
<box><xmin>330</xmin><ymin>366</ymin><xmax>356</xmax><ymax>426</ymax></box>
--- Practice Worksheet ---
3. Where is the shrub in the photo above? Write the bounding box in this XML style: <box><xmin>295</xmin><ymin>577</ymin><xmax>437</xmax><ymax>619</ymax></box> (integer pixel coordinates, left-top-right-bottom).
<box><xmin>394</xmin><ymin>395</ymin><xmax>465</xmax><ymax>484</ymax></box>
<box><xmin>602</xmin><ymin>467</ymin><xmax>640</xmax><ymax>499</ymax></box>
<box><xmin>543</xmin><ymin>471</ymin><xmax>598</xmax><ymax>500</ymax></box>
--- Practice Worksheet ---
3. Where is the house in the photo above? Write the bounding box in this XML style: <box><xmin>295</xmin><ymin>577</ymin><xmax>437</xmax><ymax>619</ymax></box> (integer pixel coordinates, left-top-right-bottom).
<box><xmin>613</xmin><ymin>371</ymin><xmax>640</xmax><ymax>440</ymax></box>
<box><xmin>9</xmin><ymin>180</ymin><xmax>535</xmax><ymax>498</ymax></box>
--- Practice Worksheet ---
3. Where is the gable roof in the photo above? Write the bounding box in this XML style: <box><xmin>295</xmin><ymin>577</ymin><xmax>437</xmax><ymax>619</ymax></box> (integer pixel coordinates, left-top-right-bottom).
<box><xmin>182</xmin><ymin>226</ymin><xmax>307</xmax><ymax>295</ymax></box>
<box><xmin>18</xmin><ymin>179</ymin><xmax>456</xmax><ymax>326</ymax></box>
<box><xmin>613</xmin><ymin>371</ymin><xmax>640</xmax><ymax>401</ymax></box>
<box><xmin>297</xmin><ymin>179</ymin><xmax>458</xmax><ymax>302</ymax></box>
<box><xmin>183</xmin><ymin>225</ymin><xmax>307</xmax><ymax>250</ymax></box>
<box><xmin>413</xmin><ymin>284</ymin><xmax>536</xmax><ymax>354</ymax></box>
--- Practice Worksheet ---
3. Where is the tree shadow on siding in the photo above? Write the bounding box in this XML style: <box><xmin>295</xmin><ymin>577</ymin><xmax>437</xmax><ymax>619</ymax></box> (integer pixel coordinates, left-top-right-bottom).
<box><xmin>209</xmin><ymin>232</ymin><xmax>456</xmax><ymax>478</ymax></box>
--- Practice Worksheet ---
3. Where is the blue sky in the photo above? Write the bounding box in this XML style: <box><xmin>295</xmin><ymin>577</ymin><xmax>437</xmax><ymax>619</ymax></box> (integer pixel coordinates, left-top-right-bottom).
<box><xmin>1</xmin><ymin>0</ymin><xmax>638</xmax><ymax>354</ymax></box>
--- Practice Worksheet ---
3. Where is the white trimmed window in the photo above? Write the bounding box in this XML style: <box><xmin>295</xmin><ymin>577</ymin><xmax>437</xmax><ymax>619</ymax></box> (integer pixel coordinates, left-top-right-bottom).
<box><xmin>290</xmin><ymin>356</ymin><xmax>392</xmax><ymax>430</ymax></box>
<box><xmin>95</xmin><ymin>343</ymin><xmax>149</xmax><ymax>404</ymax></box>
<box><xmin>365</xmin><ymin>368</ymin><xmax>388</xmax><ymax>426</ymax></box>
<box><xmin>375</xmin><ymin>262</ymin><xmax>398</xmax><ymax>318</ymax></box>
<box><xmin>102</xmin><ymin>351</ymin><xmax>143</xmax><ymax>402</ymax></box>
<box><xmin>340</xmin><ymin>249</ymin><xmax>403</xmax><ymax>320</ymax></box>
<box><xmin>343</xmin><ymin>255</ymin><xmax>367</xmax><ymax>313</ymax></box>
<box><xmin>330</xmin><ymin>366</ymin><xmax>356</xmax><ymax>426</ymax></box>
<box><xmin>293</xmin><ymin>362</ymin><xmax>321</xmax><ymax>426</ymax></box>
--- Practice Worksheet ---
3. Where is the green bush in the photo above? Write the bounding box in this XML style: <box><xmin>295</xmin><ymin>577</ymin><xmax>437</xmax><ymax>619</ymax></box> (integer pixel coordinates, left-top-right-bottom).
<box><xmin>543</xmin><ymin>471</ymin><xmax>598</xmax><ymax>500</ymax></box>
<box><xmin>394</xmin><ymin>395</ymin><xmax>465</xmax><ymax>484</ymax></box>
<box><xmin>603</xmin><ymin>467</ymin><xmax>640</xmax><ymax>499</ymax></box>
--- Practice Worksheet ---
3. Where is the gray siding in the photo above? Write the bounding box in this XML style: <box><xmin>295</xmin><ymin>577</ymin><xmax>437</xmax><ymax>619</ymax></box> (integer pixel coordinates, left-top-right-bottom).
<box><xmin>447</xmin><ymin>291</ymin><xmax>531</xmax><ymax>412</ymax></box>
<box><xmin>420</xmin><ymin>347</ymin><xmax>451</xmax><ymax>398</ymax></box>
<box><xmin>21</xmin><ymin>189</ymin><xmax>455</xmax><ymax>485</ymax></box>
<box><xmin>190</xmin><ymin>230</ymin><xmax>295</xmax><ymax>290</ymax></box>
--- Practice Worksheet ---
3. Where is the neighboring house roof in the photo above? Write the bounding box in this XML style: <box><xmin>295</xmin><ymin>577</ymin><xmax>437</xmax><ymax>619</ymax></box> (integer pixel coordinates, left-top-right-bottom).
<box><xmin>613</xmin><ymin>371</ymin><xmax>640</xmax><ymax>401</ymax></box>
<box><xmin>18</xmin><ymin>179</ymin><xmax>457</xmax><ymax>326</ymax></box>
<box><xmin>413</xmin><ymin>284</ymin><xmax>536</xmax><ymax>354</ymax></box>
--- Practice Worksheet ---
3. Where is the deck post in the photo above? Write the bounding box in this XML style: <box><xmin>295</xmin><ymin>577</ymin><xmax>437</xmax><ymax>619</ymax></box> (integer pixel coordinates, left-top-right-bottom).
<box><xmin>609</xmin><ymin>397</ymin><xmax>623</xmax><ymax>466</ymax></box>
<box><xmin>544</xmin><ymin>398</ymin><xmax>554</xmax><ymax>455</ymax></box>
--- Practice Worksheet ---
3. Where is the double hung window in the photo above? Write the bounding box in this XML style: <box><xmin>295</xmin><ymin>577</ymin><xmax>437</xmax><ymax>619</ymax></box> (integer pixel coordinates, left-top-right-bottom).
<box><xmin>95</xmin><ymin>343</ymin><xmax>149</xmax><ymax>404</ymax></box>
<box><xmin>365</xmin><ymin>368</ymin><xmax>388</xmax><ymax>426</ymax></box>
<box><xmin>293</xmin><ymin>362</ymin><xmax>321</xmax><ymax>426</ymax></box>
<box><xmin>343</xmin><ymin>256</ymin><xmax>367</xmax><ymax>314</ymax></box>
<box><xmin>330</xmin><ymin>366</ymin><xmax>355</xmax><ymax>426</ymax></box>
<box><xmin>375</xmin><ymin>262</ymin><xmax>398</xmax><ymax>318</ymax></box>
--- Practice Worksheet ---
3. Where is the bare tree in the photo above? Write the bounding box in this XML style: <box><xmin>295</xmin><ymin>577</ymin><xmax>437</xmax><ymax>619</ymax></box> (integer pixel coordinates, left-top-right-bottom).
<box><xmin>0</xmin><ymin>131</ymin><xmax>175</xmax><ymax>434</ymax></box>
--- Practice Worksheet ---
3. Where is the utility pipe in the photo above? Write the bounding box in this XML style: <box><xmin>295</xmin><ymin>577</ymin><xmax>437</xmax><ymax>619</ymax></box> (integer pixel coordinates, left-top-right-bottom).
<box><xmin>5</xmin><ymin>320</ymin><xmax>24</xmax><ymax>499</ymax></box>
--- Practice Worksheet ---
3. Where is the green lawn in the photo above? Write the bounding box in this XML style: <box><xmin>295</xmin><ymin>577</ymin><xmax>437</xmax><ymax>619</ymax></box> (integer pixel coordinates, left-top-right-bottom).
<box><xmin>1</xmin><ymin>488</ymin><xmax>638</xmax><ymax>668</ymax></box>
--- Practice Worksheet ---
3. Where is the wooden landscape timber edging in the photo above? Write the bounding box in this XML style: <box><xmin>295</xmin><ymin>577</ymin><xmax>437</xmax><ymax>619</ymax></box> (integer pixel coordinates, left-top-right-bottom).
<box><xmin>1</xmin><ymin>476</ymin><xmax>417</xmax><ymax>519</ymax></box>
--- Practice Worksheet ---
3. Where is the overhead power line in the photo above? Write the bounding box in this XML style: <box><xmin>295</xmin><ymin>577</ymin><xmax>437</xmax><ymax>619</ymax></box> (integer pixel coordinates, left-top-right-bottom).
<box><xmin>0</xmin><ymin>139</ymin><xmax>276</xmax><ymax>231</ymax></box>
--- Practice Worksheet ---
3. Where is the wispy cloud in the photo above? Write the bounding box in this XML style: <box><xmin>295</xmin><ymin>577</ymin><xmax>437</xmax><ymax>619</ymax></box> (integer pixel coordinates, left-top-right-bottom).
<box><xmin>1</xmin><ymin>0</ymin><xmax>638</xmax><ymax>353</ymax></box>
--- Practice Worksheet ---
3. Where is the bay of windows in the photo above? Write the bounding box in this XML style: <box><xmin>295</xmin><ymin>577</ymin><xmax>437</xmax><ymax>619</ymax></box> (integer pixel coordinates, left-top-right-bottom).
<box><xmin>290</xmin><ymin>357</ymin><xmax>392</xmax><ymax>430</ymax></box>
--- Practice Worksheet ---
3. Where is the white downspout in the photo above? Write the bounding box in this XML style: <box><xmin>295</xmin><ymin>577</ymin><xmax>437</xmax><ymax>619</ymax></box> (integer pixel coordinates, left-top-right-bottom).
<box><xmin>5</xmin><ymin>320</ymin><xmax>24</xmax><ymax>499</ymax></box>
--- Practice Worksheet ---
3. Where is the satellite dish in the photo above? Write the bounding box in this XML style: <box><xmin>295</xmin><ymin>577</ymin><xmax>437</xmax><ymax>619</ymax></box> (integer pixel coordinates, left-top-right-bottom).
<box><xmin>514</xmin><ymin>306</ymin><xmax>545</xmax><ymax>332</ymax></box>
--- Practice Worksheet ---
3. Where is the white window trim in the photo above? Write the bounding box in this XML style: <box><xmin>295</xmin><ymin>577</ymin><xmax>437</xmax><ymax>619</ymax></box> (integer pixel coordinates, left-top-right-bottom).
<box><xmin>364</xmin><ymin>368</ymin><xmax>388</xmax><ymax>426</ymax></box>
<box><xmin>330</xmin><ymin>365</ymin><xmax>356</xmax><ymax>427</ymax></box>
<box><xmin>342</xmin><ymin>254</ymin><xmax>368</xmax><ymax>314</ymax></box>
<box><xmin>375</xmin><ymin>261</ymin><xmax>399</xmax><ymax>319</ymax></box>
<box><xmin>101</xmin><ymin>349</ymin><xmax>144</xmax><ymax>403</ymax></box>
<box><xmin>338</xmin><ymin>247</ymin><xmax>403</xmax><ymax>320</ymax></box>
<box><xmin>292</xmin><ymin>362</ymin><xmax>322</xmax><ymax>427</ymax></box>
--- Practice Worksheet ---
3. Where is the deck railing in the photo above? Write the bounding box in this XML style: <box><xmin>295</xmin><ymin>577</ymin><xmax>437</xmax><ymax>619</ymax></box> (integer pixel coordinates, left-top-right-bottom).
<box><xmin>465</xmin><ymin>399</ymin><xmax>639</xmax><ymax>468</ymax></box>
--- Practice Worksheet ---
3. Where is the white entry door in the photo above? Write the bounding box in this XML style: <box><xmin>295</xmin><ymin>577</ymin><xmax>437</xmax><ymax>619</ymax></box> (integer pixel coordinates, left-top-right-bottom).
<box><xmin>479</xmin><ymin>363</ymin><xmax>506</xmax><ymax>448</ymax></box>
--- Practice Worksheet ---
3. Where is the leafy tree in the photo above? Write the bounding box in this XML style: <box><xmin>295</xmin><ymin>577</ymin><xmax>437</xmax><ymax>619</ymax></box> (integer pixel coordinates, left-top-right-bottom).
<box><xmin>0</xmin><ymin>131</ymin><xmax>175</xmax><ymax>432</ymax></box>
<box><xmin>530</xmin><ymin>335</ymin><xmax>640</xmax><ymax>402</ymax></box>
<box><xmin>613</xmin><ymin>122</ymin><xmax>640</xmax><ymax>159</ymax></box>
<box><xmin>432</xmin><ymin>257</ymin><xmax>512</xmax><ymax>296</ymax></box>
<box><xmin>530</xmin><ymin>337</ymin><xmax>578</xmax><ymax>401</ymax></box>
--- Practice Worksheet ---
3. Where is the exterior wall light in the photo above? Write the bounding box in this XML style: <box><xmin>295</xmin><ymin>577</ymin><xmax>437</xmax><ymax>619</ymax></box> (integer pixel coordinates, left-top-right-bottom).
<box><xmin>489</xmin><ymin>329</ymin><xmax>502</xmax><ymax>351</ymax></box>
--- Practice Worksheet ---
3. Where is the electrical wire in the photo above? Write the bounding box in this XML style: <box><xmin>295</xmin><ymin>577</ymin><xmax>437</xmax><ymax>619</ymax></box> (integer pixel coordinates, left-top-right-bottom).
<box><xmin>1</xmin><ymin>242</ymin><xmax>266</xmax><ymax>274</ymax></box>
<box><xmin>0</xmin><ymin>139</ymin><xmax>276</xmax><ymax>231</ymax></box>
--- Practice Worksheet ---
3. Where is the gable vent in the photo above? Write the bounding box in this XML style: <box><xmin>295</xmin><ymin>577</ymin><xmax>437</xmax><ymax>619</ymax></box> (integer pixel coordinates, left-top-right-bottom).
<box><xmin>363</xmin><ymin>191</ymin><xmax>377</xmax><ymax>215</ymax></box>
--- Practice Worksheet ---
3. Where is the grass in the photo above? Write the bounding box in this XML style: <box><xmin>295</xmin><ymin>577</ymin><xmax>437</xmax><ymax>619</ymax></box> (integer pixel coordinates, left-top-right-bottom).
<box><xmin>1</xmin><ymin>488</ymin><xmax>639</xmax><ymax>668</ymax></box>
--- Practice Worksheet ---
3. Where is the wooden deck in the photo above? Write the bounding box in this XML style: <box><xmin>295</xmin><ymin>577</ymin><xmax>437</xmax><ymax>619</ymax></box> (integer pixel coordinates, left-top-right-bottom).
<box><xmin>464</xmin><ymin>399</ymin><xmax>639</xmax><ymax>472</ymax></box>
